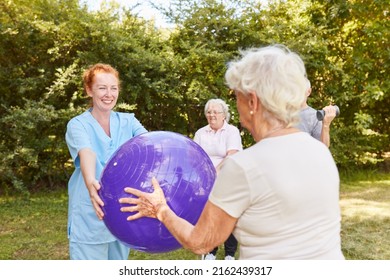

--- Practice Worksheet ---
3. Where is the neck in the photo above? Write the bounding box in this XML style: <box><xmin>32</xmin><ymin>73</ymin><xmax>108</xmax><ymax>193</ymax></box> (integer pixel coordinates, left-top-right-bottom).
<box><xmin>263</xmin><ymin>125</ymin><xmax>286</xmax><ymax>138</ymax></box>
<box><xmin>90</xmin><ymin>108</ymin><xmax>111</xmax><ymax>136</ymax></box>
<box><xmin>259</xmin><ymin>126</ymin><xmax>299</xmax><ymax>141</ymax></box>
<box><xmin>91</xmin><ymin>108</ymin><xmax>110</xmax><ymax>120</ymax></box>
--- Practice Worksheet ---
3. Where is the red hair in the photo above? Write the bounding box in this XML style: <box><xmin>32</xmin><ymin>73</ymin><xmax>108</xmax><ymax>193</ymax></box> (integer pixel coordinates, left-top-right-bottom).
<box><xmin>82</xmin><ymin>63</ymin><xmax>120</xmax><ymax>93</ymax></box>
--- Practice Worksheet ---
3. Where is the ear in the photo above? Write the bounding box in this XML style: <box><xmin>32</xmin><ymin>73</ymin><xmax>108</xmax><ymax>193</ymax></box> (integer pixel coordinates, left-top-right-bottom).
<box><xmin>248</xmin><ymin>92</ymin><xmax>259</xmax><ymax>112</ymax></box>
<box><xmin>306</xmin><ymin>87</ymin><xmax>311</xmax><ymax>97</ymax></box>
<box><xmin>86</xmin><ymin>86</ymin><xmax>93</xmax><ymax>98</ymax></box>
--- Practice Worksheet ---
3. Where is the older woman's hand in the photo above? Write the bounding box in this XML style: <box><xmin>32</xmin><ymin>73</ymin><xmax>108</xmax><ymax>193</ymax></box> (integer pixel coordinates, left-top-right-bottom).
<box><xmin>119</xmin><ymin>177</ymin><xmax>167</xmax><ymax>221</ymax></box>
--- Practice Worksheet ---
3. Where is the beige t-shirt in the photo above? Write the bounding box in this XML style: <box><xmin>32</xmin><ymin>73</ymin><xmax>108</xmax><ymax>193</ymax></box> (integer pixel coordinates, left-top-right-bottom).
<box><xmin>209</xmin><ymin>132</ymin><xmax>344</xmax><ymax>260</ymax></box>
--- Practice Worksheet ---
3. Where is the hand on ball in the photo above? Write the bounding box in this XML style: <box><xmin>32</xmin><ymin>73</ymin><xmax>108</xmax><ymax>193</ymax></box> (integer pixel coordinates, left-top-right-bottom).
<box><xmin>119</xmin><ymin>177</ymin><xmax>167</xmax><ymax>221</ymax></box>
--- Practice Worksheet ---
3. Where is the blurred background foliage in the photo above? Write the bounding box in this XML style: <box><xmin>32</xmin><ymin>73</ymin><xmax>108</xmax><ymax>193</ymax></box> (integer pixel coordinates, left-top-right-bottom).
<box><xmin>0</xmin><ymin>0</ymin><xmax>388</xmax><ymax>194</ymax></box>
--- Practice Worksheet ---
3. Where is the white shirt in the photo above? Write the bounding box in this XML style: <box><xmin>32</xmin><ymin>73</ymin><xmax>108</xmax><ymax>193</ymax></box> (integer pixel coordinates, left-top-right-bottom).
<box><xmin>194</xmin><ymin>121</ymin><xmax>242</xmax><ymax>167</ymax></box>
<box><xmin>209</xmin><ymin>132</ymin><xmax>344</xmax><ymax>260</ymax></box>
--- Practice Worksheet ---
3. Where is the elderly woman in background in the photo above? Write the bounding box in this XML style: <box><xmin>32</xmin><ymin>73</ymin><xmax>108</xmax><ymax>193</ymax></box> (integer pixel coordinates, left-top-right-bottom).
<box><xmin>194</xmin><ymin>98</ymin><xmax>242</xmax><ymax>173</ymax></box>
<box><xmin>119</xmin><ymin>45</ymin><xmax>344</xmax><ymax>260</ymax></box>
<box><xmin>194</xmin><ymin>98</ymin><xmax>242</xmax><ymax>260</ymax></box>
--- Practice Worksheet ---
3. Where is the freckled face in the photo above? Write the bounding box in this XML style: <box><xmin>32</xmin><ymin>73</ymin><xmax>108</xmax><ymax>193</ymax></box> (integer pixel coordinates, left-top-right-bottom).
<box><xmin>87</xmin><ymin>72</ymin><xmax>119</xmax><ymax>113</ymax></box>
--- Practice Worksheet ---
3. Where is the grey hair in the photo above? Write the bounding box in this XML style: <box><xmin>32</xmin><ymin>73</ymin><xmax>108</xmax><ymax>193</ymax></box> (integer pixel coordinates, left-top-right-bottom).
<box><xmin>225</xmin><ymin>45</ymin><xmax>307</xmax><ymax>127</ymax></box>
<box><xmin>204</xmin><ymin>98</ymin><xmax>231</xmax><ymax>123</ymax></box>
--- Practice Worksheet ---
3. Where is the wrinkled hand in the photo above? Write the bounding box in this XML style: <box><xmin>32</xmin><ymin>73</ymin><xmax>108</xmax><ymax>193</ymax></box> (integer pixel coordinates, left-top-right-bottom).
<box><xmin>87</xmin><ymin>179</ymin><xmax>105</xmax><ymax>220</ymax></box>
<box><xmin>322</xmin><ymin>105</ymin><xmax>337</xmax><ymax>127</ymax></box>
<box><xmin>119</xmin><ymin>177</ymin><xmax>167</xmax><ymax>221</ymax></box>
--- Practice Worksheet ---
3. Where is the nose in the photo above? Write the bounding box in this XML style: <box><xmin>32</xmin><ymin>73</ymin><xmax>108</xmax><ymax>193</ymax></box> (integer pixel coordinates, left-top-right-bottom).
<box><xmin>105</xmin><ymin>88</ymin><xmax>117</xmax><ymax>96</ymax></box>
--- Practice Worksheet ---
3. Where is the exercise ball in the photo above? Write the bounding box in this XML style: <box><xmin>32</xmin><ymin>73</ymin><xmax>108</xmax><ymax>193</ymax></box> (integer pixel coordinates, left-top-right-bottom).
<box><xmin>99</xmin><ymin>131</ymin><xmax>216</xmax><ymax>253</ymax></box>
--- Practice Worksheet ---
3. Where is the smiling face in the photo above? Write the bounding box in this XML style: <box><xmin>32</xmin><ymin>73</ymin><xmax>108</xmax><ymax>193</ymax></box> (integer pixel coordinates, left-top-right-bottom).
<box><xmin>86</xmin><ymin>72</ymin><xmax>119</xmax><ymax>113</ymax></box>
<box><xmin>206</xmin><ymin>102</ymin><xmax>225</xmax><ymax>131</ymax></box>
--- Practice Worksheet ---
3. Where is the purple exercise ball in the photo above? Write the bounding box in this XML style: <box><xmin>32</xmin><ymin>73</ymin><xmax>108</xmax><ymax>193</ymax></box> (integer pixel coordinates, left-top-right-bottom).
<box><xmin>99</xmin><ymin>131</ymin><xmax>216</xmax><ymax>253</ymax></box>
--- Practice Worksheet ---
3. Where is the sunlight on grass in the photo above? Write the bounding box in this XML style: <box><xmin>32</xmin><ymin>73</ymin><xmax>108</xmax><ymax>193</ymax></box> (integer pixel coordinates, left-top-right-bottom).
<box><xmin>340</xmin><ymin>184</ymin><xmax>390</xmax><ymax>219</ymax></box>
<box><xmin>340</xmin><ymin>199</ymin><xmax>390</xmax><ymax>218</ymax></box>
<box><xmin>339</xmin><ymin>175</ymin><xmax>390</xmax><ymax>260</ymax></box>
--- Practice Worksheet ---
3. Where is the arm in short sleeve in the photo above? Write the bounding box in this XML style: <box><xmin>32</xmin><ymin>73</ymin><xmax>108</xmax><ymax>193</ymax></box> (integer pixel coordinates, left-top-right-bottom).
<box><xmin>193</xmin><ymin>130</ymin><xmax>200</xmax><ymax>144</ymax></box>
<box><xmin>209</xmin><ymin>157</ymin><xmax>250</xmax><ymax>218</ymax></box>
<box><xmin>65</xmin><ymin>118</ymin><xmax>92</xmax><ymax>167</ymax></box>
<box><xmin>312</xmin><ymin>121</ymin><xmax>322</xmax><ymax>141</ymax></box>
<box><xmin>226</xmin><ymin>126</ymin><xmax>243</xmax><ymax>152</ymax></box>
<box><xmin>320</xmin><ymin>124</ymin><xmax>331</xmax><ymax>147</ymax></box>
<box><xmin>131</xmin><ymin>115</ymin><xmax>148</xmax><ymax>136</ymax></box>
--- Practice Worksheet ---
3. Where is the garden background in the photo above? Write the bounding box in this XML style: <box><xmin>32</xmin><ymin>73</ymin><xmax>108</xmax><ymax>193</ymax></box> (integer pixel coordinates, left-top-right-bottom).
<box><xmin>0</xmin><ymin>0</ymin><xmax>389</xmax><ymax>260</ymax></box>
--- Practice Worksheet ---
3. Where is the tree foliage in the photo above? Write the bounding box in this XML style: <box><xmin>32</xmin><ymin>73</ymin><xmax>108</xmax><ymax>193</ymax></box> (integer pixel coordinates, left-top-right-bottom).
<box><xmin>0</xmin><ymin>0</ymin><xmax>388</xmax><ymax>194</ymax></box>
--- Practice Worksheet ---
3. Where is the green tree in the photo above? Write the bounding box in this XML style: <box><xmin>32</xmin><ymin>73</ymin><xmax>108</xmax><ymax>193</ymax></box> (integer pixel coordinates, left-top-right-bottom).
<box><xmin>158</xmin><ymin>0</ymin><xmax>260</xmax><ymax>141</ymax></box>
<box><xmin>1</xmin><ymin>0</ymin><xmax>388</xmax><ymax>194</ymax></box>
<box><xmin>0</xmin><ymin>0</ymin><xmax>172</xmax><ymax>193</ymax></box>
<box><xmin>307</xmin><ymin>0</ymin><xmax>389</xmax><ymax>165</ymax></box>
<box><xmin>0</xmin><ymin>0</ymin><xmax>86</xmax><ymax>193</ymax></box>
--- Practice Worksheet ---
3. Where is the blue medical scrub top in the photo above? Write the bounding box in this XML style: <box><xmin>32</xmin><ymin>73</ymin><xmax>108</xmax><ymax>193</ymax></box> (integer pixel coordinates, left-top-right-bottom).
<box><xmin>65</xmin><ymin>109</ymin><xmax>147</xmax><ymax>244</ymax></box>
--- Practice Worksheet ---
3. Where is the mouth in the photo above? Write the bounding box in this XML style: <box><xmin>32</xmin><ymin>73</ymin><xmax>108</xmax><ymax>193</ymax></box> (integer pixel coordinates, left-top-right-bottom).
<box><xmin>101</xmin><ymin>99</ymin><xmax>114</xmax><ymax>104</ymax></box>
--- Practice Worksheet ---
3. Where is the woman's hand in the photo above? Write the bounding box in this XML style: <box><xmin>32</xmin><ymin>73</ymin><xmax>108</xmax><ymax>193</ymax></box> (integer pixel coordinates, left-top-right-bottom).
<box><xmin>119</xmin><ymin>177</ymin><xmax>168</xmax><ymax>221</ymax></box>
<box><xmin>79</xmin><ymin>148</ymin><xmax>105</xmax><ymax>220</ymax></box>
<box><xmin>86</xmin><ymin>179</ymin><xmax>105</xmax><ymax>220</ymax></box>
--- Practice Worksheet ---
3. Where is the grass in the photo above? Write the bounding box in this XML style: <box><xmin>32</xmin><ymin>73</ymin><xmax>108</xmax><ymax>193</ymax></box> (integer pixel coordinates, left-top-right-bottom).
<box><xmin>339</xmin><ymin>170</ymin><xmax>390</xmax><ymax>260</ymax></box>
<box><xmin>0</xmin><ymin>170</ymin><xmax>389</xmax><ymax>260</ymax></box>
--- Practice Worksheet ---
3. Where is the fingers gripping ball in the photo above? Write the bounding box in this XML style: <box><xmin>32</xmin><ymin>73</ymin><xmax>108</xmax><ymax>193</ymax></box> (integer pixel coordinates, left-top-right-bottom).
<box><xmin>99</xmin><ymin>131</ymin><xmax>216</xmax><ymax>253</ymax></box>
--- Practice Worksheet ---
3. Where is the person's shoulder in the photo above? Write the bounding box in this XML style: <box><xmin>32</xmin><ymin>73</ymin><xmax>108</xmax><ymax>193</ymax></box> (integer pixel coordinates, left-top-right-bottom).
<box><xmin>67</xmin><ymin>110</ymin><xmax>90</xmax><ymax>125</ymax></box>
<box><xmin>226</xmin><ymin>123</ymin><xmax>240</xmax><ymax>131</ymax></box>
<box><xmin>195</xmin><ymin>124</ymin><xmax>210</xmax><ymax>133</ymax></box>
<box><xmin>223</xmin><ymin>123</ymin><xmax>240</xmax><ymax>134</ymax></box>
<box><xmin>300</xmin><ymin>106</ymin><xmax>318</xmax><ymax>126</ymax></box>
<box><xmin>288</xmin><ymin>132</ymin><xmax>328</xmax><ymax>149</ymax></box>
<box><xmin>112</xmin><ymin>111</ymin><xmax>137</xmax><ymax>122</ymax></box>
<box><xmin>113</xmin><ymin>111</ymin><xmax>135</xmax><ymax>118</ymax></box>
<box><xmin>301</xmin><ymin>106</ymin><xmax>316</xmax><ymax>114</ymax></box>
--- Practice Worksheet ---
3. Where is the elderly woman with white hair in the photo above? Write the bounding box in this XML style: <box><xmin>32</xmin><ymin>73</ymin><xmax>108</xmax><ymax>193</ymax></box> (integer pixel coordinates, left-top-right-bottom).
<box><xmin>119</xmin><ymin>45</ymin><xmax>345</xmax><ymax>260</ymax></box>
<box><xmin>194</xmin><ymin>98</ymin><xmax>243</xmax><ymax>260</ymax></box>
<box><xmin>194</xmin><ymin>98</ymin><xmax>242</xmax><ymax>173</ymax></box>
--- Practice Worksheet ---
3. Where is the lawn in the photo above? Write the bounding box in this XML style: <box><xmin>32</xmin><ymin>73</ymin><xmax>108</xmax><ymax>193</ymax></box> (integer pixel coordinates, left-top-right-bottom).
<box><xmin>0</xmin><ymin>170</ymin><xmax>389</xmax><ymax>260</ymax></box>
<box><xmin>338</xmin><ymin>170</ymin><xmax>390</xmax><ymax>259</ymax></box>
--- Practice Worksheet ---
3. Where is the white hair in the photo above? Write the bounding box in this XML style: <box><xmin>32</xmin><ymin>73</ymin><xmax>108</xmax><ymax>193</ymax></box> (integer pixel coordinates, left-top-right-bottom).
<box><xmin>204</xmin><ymin>98</ymin><xmax>231</xmax><ymax>122</ymax></box>
<box><xmin>225</xmin><ymin>45</ymin><xmax>307</xmax><ymax>127</ymax></box>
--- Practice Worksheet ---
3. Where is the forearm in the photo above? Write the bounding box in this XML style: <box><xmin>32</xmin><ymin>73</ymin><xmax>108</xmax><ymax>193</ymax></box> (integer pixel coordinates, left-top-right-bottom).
<box><xmin>320</xmin><ymin>124</ymin><xmax>330</xmax><ymax>147</ymax></box>
<box><xmin>79</xmin><ymin>148</ymin><xmax>97</xmax><ymax>186</ymax></box>
<box><xmin>157</xmin><ymin>204</ymin><xmax>213</xmax><ymax>255</ymax></box>
<box><xmin>79</xmin><ymin>148</ymin><xmax>105</xmax><ymax>219</ymax></box>
<box><xmin>320</xmin><ymin>105</ymin><xmax>336</xmax><ymax>147</ymax></box>
<box><xmin>121</xmin><ymin>183</ymin><xmax>235</xmax><ymax>254</ymax></box>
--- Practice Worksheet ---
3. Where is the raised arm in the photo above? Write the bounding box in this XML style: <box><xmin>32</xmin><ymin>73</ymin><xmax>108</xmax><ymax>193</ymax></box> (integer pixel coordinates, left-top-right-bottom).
<box><xmin>320</xmin><ymin>105</ymin><xmax>337</xmax><ymax>147</ymax></box>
